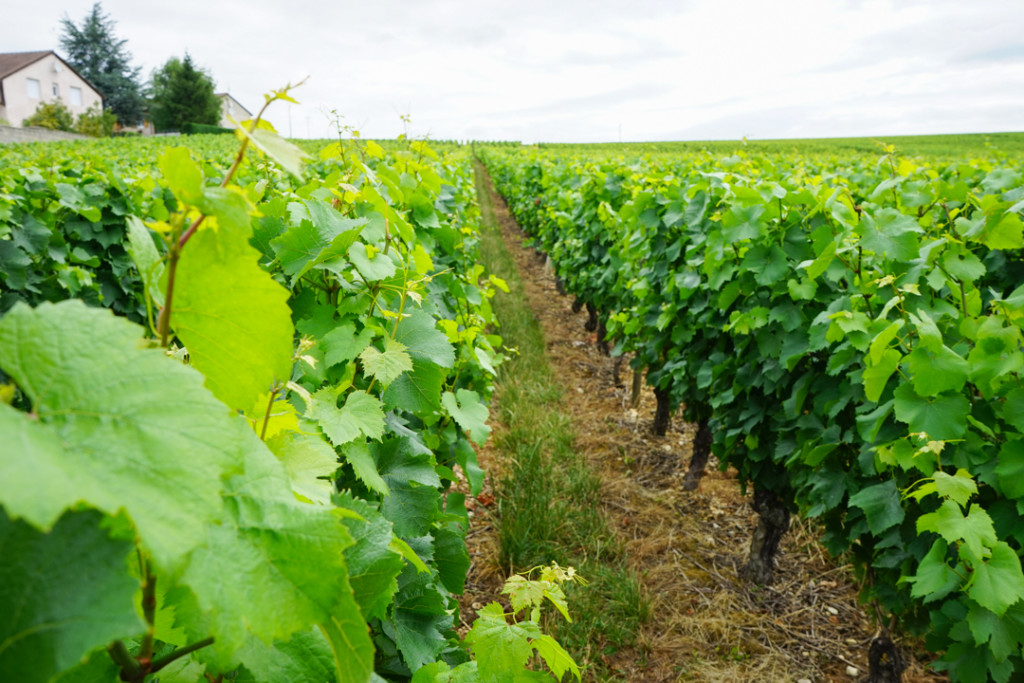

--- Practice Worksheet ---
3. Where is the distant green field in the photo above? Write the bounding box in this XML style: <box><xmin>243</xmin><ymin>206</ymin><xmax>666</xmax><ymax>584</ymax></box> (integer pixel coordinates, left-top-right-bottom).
<box><xmin>532</xmin><ymin>131</ymin><xmax>1024</xmax><ymax>161</ymax></box>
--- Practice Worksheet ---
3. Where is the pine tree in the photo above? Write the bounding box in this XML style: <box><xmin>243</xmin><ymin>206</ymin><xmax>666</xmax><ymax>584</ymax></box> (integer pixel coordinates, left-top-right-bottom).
<box><xmin>148</xmin><ymin>54</ymin><xmax>222</xmax><ymax>132</ymax></box>
<box><xmin>59</xmin><ymin>3</ymin><xmax>145</xmax><ymax>125</ymax></box>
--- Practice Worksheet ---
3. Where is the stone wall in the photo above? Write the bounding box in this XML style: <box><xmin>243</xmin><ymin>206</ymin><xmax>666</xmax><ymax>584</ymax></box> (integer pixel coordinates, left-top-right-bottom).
<box><xmin>0</xmin><ymin>125</ymin><xmax>89</xmax><ymax>144</ymax></box>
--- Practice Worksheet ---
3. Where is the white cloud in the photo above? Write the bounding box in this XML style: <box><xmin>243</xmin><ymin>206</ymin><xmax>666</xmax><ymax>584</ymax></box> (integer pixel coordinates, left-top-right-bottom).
<box><xmin>2</xmin><ymin>0</ymin><xmax>1022</xmax><ymax>141</ymax></box>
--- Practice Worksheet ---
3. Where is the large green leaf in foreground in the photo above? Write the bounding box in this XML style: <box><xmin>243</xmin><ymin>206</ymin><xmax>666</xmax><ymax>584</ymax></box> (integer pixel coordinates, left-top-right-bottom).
<box><xmin>182</xmin><ymin>443</ymin><xmax>374</xmax><ymax>682</ymax></box>
<box><xmin>0</xmin><ymin>509</ymin><xmax>143</xmax><ymax>683</ymax></box>
<box><xmin>172</xmin><ymin>221</ymin><xmax>294</xmax><ymax>413</ymax></box>
<box><xmin>0</xmin><ymin>301</ymin><xmax>243</xmax><ymax>571</ymax></box>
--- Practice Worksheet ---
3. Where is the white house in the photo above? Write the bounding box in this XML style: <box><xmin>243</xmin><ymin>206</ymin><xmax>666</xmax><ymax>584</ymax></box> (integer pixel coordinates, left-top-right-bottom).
<box><xmin>0</xmin><ymin>51</ymin><xmax>103</xmax><ymax>126</ymax></box>
<box><xmin>217</xmin><ymin>93</ymin><xmax>252</xmax><ymax>128</ymax></box>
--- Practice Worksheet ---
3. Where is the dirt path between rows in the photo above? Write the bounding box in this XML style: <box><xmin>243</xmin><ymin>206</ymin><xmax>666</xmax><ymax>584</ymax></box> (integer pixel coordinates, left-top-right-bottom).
<box><xmin>461</xmin><ymin>168</ymin><xmax>943</xmax><ymax>682</ymax></box>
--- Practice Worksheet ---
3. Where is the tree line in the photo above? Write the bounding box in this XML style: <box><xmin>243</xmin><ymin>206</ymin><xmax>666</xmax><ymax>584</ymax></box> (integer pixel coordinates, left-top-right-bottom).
<box><xmin>24</xmin><ymin>2</ymin><xmax>224</xmax><ymax>135</ymax></box>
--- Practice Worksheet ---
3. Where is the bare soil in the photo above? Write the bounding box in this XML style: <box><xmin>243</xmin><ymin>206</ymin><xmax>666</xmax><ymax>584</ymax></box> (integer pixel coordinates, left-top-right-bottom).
<box><xmin>458</xmin><ymin>172</ymin><xmax>946</xmax><ymax>683</ymax></box>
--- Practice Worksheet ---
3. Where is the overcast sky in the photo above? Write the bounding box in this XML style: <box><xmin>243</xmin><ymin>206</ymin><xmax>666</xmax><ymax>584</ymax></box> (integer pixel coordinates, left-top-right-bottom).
<box><xmin>3</xmin><ymin>0</ymin><xmax>1023</xmax><ymax>142</ymax></box>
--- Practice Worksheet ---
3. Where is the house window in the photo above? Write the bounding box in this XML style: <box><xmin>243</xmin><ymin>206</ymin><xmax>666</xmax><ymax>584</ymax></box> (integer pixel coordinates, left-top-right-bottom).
<box><xmin>70</xmin><ymin>87</ymin><xmax>82</xmax><ymax>107</ymax></box>
<box><xmin>26</xmin><ymin>78</ymin><xmax>40</xmax><ymax>99</ymax></box>
<box><xmin>52</xmin><ymin>83</ymin><xmax>59</xmax><ymax>97</ymax></box>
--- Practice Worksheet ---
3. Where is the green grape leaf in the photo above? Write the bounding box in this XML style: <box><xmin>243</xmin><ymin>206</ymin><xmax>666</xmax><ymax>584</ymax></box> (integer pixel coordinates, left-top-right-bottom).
<box><xmin>55</xmin><ymin>183</ymin><xmax>102</xmax><ymax>222</ymax></box>
<box><xmin>848</xmin><ymin>479</ymin><xmax>905</xmax><ymax>535</ymax></box>
<box><xmin>869</xmin><ymin>320</ymin><xmax>903</xmax><ymax>365</ymax></box>
<box><xmin>234</xmin><ymin>629</ymin><xmax>337</xmax><ymax>683</ymax></box>
<box><xmin>787</xmin><ymin>277</ymin><xmax>817</xmax><ymax>300</ymax></box>
<box><xmin>310</xmin><ymin>389</ymin><xmax>386</xmax><ymax>446</ymax></box>
<box><xmin>860</xmin><ymin>209</ymin><xmax>923</xmax><ymax>262</ymax></box>
<box><xmin>0</xmin><ymin>241</ymin><xmax>32</xmax><ymax>289</ymax></box>
<box><xmin>247</xmin><ymin>127</ymin><xmax>310</xmax><ymax>178</ymax></box>
<box><xmin>931</xmin><ymin>469</ymin><xmax>979</xmax><ymax>508</ymax></box>
<box><xmin>159</xmin><ymin>147</ymin><xmax>204</xmax><ymax>205</ymax></box>
<box><xmin>533</xmin><ymin>633</ymin><xmax>581</xmax><ymax>682</ymax></box>
<box><xmin>320</xmin><ymin>617</ymin><xmax>376</xmax><ymax>683</ymax></box>
<box><xmin>182</xmin><ymin>443</ymin><xmax>374</xmax><ymax>677</ymax></box>
<box><xmin>392</xmin><ymin>569</ymin><xmax>452</xmax><ymax>671</ymax></box>
<box><xmin>0</xmin><ymin>509</ymin><xmax>144</xmax><ymax>683</ymax></box>
<box><xmin>360</xmin><ymin>338</ymin><xmax>414</xmax><ymax>386</ymax></box>
<box><xmin>803</xmin><ymin>241</ymin><xmax>836</xmax><ymax>280</ymax></box>
<box><xmin>983</xmin><ymin>212</ymin><xmax>1023</xmax><ymax>251</ymax></box>
<box><xmin>996</xmin><ymin>388</ymin><xmax>1024</xmax><ymax>432</ymax></box>
<box><xmin>296</xmin><ymin>305</ymin><xmax>338</xmax><ymax>339</ymax></box>
<box><xmin>995</xmin><ymin>439</ymin><xmax>1024</xmax><ymax>498</ymax></box>
<box><xmin>503</xmin><ymin>575</ymin><xmax>546</xmax><ymax>616</ymax></box>
<box><xmin>433</xmin><ymin>524</ymin><xmax>470</xmax><ymax>595</ymax></box>
<box><xmin>50</xmin><ymin>648</ymin><xmax>121</xmax><ymax>683</ymax></box>
<box><xmin>721</xmin><ymin>204</ymin><xmax>763</xmax><ymax>242</ymax></box>
<box><xmin>320</xmin><ymin>323</ymin><xmax>375</xmax><ymax>368</ymax></box>
<box><xmin>392</xmin><ymin>310</ymin><xmax>456</xmax><ymax>368</ymax></box>
<box><xmin>411</xmin><ymin>662</ymin><xmax>454</xmax><ymax>683</ymax></box>
<box><xmin>266</xmin><ymin>432</ymin><xmax>339</xmax><ymax>504</ymax></box>
<box><xmin>125</xmin><ymin>215</ymin><xmax>165</xmax><ymax>306</ymax></box>
<box><xmin>173</xmin><ymin>223</ymin><xmax>293</xmax><ymax>412</ymax></box>
<box><xmin>442</xmin><ymin>389</ymin><xmax>492</xmax><ymax>445</ymax></box>
<box><xmin>340</xmin><ymin>440</ymin><xmax>390</xmax><ymax>496</ymax></box>
<box><xmin>197</xmin><ymin>186</ymin><xmax>254</xmax><ymax>236</ymax></box>
<box><xmin>540</xmin><ymin>583</ymin><xmax>571</xmax><ymax>623</ymax></box>
<box><xmin>968</xmin><ymin>542</ymin><xmax>1024</xmax><ymax>617</ymax></box>
<box><xmin>272</xmin><ymin>200</ymin><xmax>365</xmax><ymax>282</ymax></box>
<box><xmin>389</xmin><ymin>537</ymin><xmax>430</xmax><ymax>574</ymax></box>
<box><xmin>465</xmin><ymin>603</ymin><xmax>533</xmax><ymax>679</ymax></box>
<box><xmin>908</xmin><ymin>310</ymin><xmax>943</xmax><ymax>352</ymax></box>
<box><xmin>905</xmin><ymin>539</ymin><xmax>960</xmax><ymax>603</ymax></box>
<box><xmin>966</xmin><ymin>602</ymin><xmax>1024</xmax><ymax>662</ymax></box>
<box><xmin>348</xmin><ymin>242</ymin><xmax>398</xmax><ymax>281</ymax></box>
<box><xmin>892</xmin><ymin>383</ymin><xmax>969</xmax><ymax>440</ymax></box>
<box><xmin>863</xmin><ymin>348</ymin><xmax>902</xmax><ymax>402</ymax></box>
<box><xmin>918</xmin><ymin>500</ymin><xmax>996</xmax><ymax>563</ymax></box>
<box><xmin>941</xmin><ymin>249</ymin><xmax>986</xmax><ymax>283</ymax></box>
<box><xmin>451</xmin><ymin>438</ymin><xmax>485</xmax><ymax>496</ymax></box>
<box><xmin>903</xmin><ymin>345</ymin><xmax>970</xmax><ymax>397</ymax></box>
<box><xmin>146</xmin><ymin>656</ymin><xmax>205</xmax><ymax>683</ymax></box>
<box><xmin>374</xmin><ymin>436</ymin><xmax>442</xmax><ymax>538</ymax></box>
<box><xmin>336</xmin><ymin>492</ymin><xmax>404</xmax><ymax>620</ymax></box>
<box><xmin>383</xmin><ymin>359</ymin><xmax>446</xmax><ymax>413</ymax></box>
<box><xmin>0</xmin><ymin>301</ymin><xmax>239</xmax><ymax>571</ymax></box>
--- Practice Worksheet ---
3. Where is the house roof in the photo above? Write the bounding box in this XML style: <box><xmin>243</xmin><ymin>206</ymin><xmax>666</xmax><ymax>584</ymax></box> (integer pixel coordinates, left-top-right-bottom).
<box><xmin>0</xmin><ymin>51</ymin><xmax>52</xmax><ymax>81</ymax></box>
<box><xmin>0</xmin><ymin>51</ymin><xmax>103</xmax><ymax>107</ymax></box>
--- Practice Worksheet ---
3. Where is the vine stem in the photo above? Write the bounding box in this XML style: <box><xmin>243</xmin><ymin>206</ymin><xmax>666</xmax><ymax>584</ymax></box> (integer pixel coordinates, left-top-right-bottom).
<box><xmin>139</xmin><ymin>557</ymin><xmax>157</xmax><ymax>662</ymax></box>
<box><xmin>260</xmin><ymin>386</ymin><xmax>280</xmax><ymax>441</ymax></box>
<box><xmin>108</xmin><ymin>641</ymin><xmax>143</xmax><ymax>680</ymax></box>
<box><xmin>149</xmin><ymin>637</ymin><xmax>216</xmax><ymax>674</ymax></box>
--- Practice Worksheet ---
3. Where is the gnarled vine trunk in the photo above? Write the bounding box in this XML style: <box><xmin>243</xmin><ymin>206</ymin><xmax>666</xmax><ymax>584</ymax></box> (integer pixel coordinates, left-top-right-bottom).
<box><xmin>584</xmin><ymin>301</ymin><xmax>598</xmax><ymax>332</ymax></box>
<box><xmin>867</xmin><ymin>636</ymin><xmax>904</xmax><ymax>683</ymax></box>
<box><xmin>630</xmin><ymin>368</ymin><xmax>644</xmax><ymax>409</ymax></box>
<box><xmin>743</xmin><ymin>487</ymin><xmax>790</xmax><ymax>585</ymax></box>
<box><xmin>653</xmin><ymin>386</ymin><xmax>671</xmax><ymax>436</ymax></box>
<box><xmin>612</xmin><ymin>355</ymin><xmax>625</xmax><ymax>387</ymax></box>
<box><xmin>682</xmin><ymin>418</ymin><xmax>711</xmax><ymax>491</ymax></box>
<box><xmin>596</xmin><ymin>318</ymin><xmax>610</xmax><ymax>356</ymax></box>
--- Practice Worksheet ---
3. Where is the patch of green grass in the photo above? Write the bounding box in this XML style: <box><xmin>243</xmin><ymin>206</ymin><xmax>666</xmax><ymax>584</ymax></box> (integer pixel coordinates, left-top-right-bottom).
<box><xmin>473</xmin><ymin>163</ymin><xmax>650</xmax><ymax>680</ymax></box>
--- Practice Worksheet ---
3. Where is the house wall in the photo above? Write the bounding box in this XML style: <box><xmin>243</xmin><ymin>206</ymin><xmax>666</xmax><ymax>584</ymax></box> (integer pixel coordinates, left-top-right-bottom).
<box><xmin>218</xmin><ymin>95</ymin><xmax>251</xmax><ymax>128</ymax></box>
<box><xmin>0</xmin><ymin>54</ymin><xmax>103</xmax><ymax>126</ymax></box>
